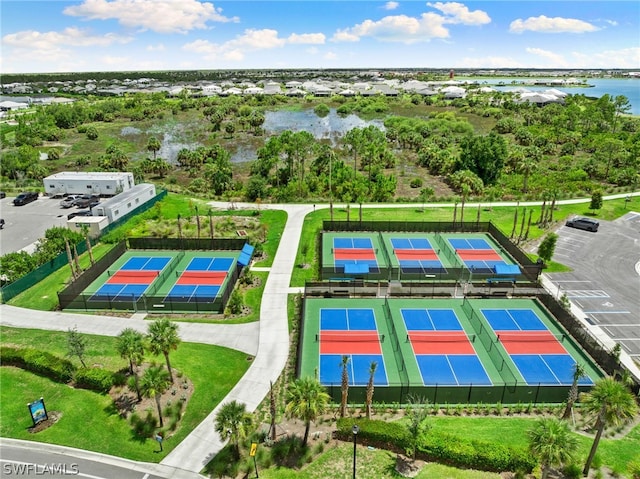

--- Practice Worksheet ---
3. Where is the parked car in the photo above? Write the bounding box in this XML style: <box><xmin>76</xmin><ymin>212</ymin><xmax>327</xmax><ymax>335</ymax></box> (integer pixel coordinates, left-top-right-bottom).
<box><xmin>12</xmin><ymin>192</ymin><xmax>38</xmax><ymax>206</ymax></box>
<box><xmin>67</xmin><ymin>210</ymin><xmax>93</xmax><ymax>220</ymax></box>
<box><xmin>0</xmin><ymin>191</ymin><xmax>6</xmax><ymax>199</ymax></box>
<box><xmin>565</xmin><ymin>216</ymin><xmax>599</xmax><ymax>232</ymax></box>
<box><xmin>60</xmin><ymin>195</ymin><xmax>81</xmax><ymax>208</ymax></box>
<box><xmin>74</xmin><ymin>195</ymin><xmax>100</xmax><ymax>208</ymax></box>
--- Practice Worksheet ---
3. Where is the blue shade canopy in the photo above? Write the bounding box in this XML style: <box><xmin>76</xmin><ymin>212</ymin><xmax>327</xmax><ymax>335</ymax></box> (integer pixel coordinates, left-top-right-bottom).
<box><xmin>344</xmin><ymin>263</ymin><xmax>369</xmax><ymax>274</ymax></box>
<box><xmin>494</xmin><ymin>264</ymin><xmax>521</xmax><ymax>275</ymax></box>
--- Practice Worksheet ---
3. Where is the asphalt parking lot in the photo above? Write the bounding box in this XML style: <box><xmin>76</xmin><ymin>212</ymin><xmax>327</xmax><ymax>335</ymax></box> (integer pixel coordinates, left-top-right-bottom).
<box><xmin>0</xmin><ymin>194</ymin><xmax>72</xmax><ymax>255</ymax></box>
<box><xmin>547</xmin><ymin>212</ymin><xmax>640</xmax><ymax>360</ymax></box>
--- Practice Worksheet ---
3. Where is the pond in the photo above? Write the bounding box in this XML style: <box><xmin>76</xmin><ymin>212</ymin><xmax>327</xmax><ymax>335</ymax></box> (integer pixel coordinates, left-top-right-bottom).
<box><xmin>121</xmin><ymin>109</ymin><xmax>385</xmax><ymax>164</ymax></box>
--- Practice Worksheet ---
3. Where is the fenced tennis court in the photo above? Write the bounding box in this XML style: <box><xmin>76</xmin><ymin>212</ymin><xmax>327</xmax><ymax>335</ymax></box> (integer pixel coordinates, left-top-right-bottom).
<box><xmin>59</xmin><ymin>242</ymin><xmax>252</xmax><ymax>313</ymax></box>
<box><xmin>300</xmin><ymin>297</ymin><xmax>603</xmax><ymax>404</ymax></box>
<box><xmin>321</xmin><ymin>231</ymin><xmax>524</xmax><ymax>282</ymax></box>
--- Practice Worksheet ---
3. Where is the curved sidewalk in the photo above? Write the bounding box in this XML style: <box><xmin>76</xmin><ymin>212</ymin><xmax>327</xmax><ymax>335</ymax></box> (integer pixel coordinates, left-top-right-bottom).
<box><xmin>161</xmin><ymin>204</ymin><xmax>313</xmax><ymax>472</ymax></box>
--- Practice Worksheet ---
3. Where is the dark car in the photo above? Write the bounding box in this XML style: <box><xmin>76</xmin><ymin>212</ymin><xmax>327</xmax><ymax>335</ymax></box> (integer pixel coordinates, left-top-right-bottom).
<box><xmin>0</xmin><ymin>191</ymin><xmax>6</xmax><ymax>199</ymax></box>
<box><xmin>566</xmin><ymin>216</ymin><xmax>599</xmax><ymax>232</ymax></box>
<box><xmin>67</xmin><ymin>210</ymin><xmax>93</xmax><ymax>220</ymax></box>
<box><xmin>12</xmin><ymin>192</ymin><xmax>38</xmax><ymax>206</ymax></box>
<box><xmin>74</xmin><ymin>195</ymin><xmax>100</xmax><ymax>208</ymax></box>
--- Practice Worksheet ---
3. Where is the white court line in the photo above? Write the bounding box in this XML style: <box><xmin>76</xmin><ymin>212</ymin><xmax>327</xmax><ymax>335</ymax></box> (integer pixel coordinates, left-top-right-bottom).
<box><xmin>555</xmin><ymin>280</ymin><xmax>592</xmax><ymax>283</ymax></box>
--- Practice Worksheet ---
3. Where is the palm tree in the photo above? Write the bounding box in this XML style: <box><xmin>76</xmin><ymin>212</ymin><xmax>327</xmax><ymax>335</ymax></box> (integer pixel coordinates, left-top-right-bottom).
<box><xmin>340</xmin><ymin>355</ymin><xmax>349</xmax><ymax>418</ymax></box>
<box><xmin>527</xmin><ymin>417</ymin><xmax>578</xmax><ymax>479</ymax></box>
<box><xmin>116</xmin><ymin>328</ymin><xmax>145</xmax><ymax>401</ymax></box>
<box><xmin>139</xmin><ymin>365</ymin><xmax>171</xmax><ymax>427</ymax></box>
<box><xmin>365</xmin><ymin>361</ymin><xmax>378</xmax><ymax>420</ymax></box>
<box><xmin>214</xmin><ymin>400</ymin><xmax>253</xmax><ymax>457</ymax></box>
<box><xmin>147</xmin><ymin>319</ymin><xmax>181</xmax><ymax>383</ymax></box>
<box><xmin>562</xmin><ymin>363</ymin><xmax>586</xmax><ymax>420</ymax></box>
<box><xmin>581</xmin><ymin>377</ymin><xmax>638</xmax><ymax>475</ymax></box>
<box><xmin>147</xmin><ymin>136</ymin><xmax>161</xmax><ymax>160</ymax></box>
<box><xmin>285</xmin><ymin>376</ymin><xmax>330</xmax><ymax>447</ymax></box>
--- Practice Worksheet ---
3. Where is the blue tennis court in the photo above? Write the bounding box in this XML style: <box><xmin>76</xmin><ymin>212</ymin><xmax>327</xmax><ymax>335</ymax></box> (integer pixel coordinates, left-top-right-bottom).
<box><xmin>448</xmin><ymin>238</ymin><xmax>491</xmax><ymax>250</ymax></box>
<box><xmin>165</xmin><ymin>284</ymin><xmax>220</xmax><ymax>302</ymax></box>
<box><xmin>320</xmin><ymin>308</ymin><xmax>377</xmax><ymax>331</ymax></box>
<box><xmin>185</xmin><ymin>257</ymin><xmax>234</xmax><ymax>272</ymax></box>
<box><xmin>481</xmin><ymin>309</ymin><xmax>547</xmax><ymax>331</ymax></box>
<box><xmin>416</xmin><ymin>355</ymin><xmax>492</xmax><ymax>386</ymax></box>
<box><xmin>401</xmin><ymin>309</ymin><xmax>463</xmax><ymax>331</ymax></box>
<box><xmin>391</xmin><ymin>238</ymin><xmax>432</xmax><ymax>249</ymax></box>
<box><xmin>320</xmin><ymin>354</ymin><xmax>388</xmax><ymax>386</ymax></box>
<box><xmin>333</xmin><ymin>237</ymin><xmax>373</xmax><ymax>249</ymax></box>
<box><xmin>91</xmin><ymin>256</ymin><xmax>171</xmax><ymax>302</ymax></box>
<box><xmin>511</xmin><ymin>354</ymin><xmax>594</xmax><ymax>386</ymax></box>
<box><xmin>91</xmin><ymin>284</ymin><xmax>149</xmax><ymax>302</ymax></box>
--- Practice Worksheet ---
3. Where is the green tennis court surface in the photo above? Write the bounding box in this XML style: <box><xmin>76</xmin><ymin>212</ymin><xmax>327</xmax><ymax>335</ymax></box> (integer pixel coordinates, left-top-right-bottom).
<box><xmin>301</xmin><ymin>297</ymin><xmax>603</xmax><ymax>403</ymax></box>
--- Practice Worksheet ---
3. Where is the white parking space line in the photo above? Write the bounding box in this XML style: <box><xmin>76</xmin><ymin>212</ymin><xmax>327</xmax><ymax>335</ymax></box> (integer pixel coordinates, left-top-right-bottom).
<box><xmin>564</xmin><ymin>290</ymin><xmax>610</xmax><ymax>298</ymax></box>
<box><xmin>582</xmin><ymin>312</ymin><xmax>632</xmax><ymax>315</ymax></box>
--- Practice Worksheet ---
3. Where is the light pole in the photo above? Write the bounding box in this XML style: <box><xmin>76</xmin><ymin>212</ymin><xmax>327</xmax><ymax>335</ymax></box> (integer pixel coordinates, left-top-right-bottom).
<box><xmin>352</xmin><ymin>424</ymin><xmax>359</xmax><ymax>479</ymax></box>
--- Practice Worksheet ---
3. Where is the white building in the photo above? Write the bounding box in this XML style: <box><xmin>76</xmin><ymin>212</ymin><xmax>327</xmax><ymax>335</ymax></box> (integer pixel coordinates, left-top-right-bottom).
<box><xmin>66</xmin><ymin>216</ymin><xmax>109</xmax><ymax>238</ymax></box>
<box><xmin>43</xmin><ymin>172</ymin><xmax>134</xmax><ymax>197</ymax></box>
<box><xmin>92</xmin><ymin>183</ymin><xmax>156</xmax><ymax>222</ymax></box>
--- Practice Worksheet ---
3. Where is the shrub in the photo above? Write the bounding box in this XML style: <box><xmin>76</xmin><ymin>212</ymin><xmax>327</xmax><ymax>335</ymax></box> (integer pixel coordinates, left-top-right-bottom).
<box><xmin>1</xmin><ymin>346</ymin><xmax>75</xmax><ymax>382</ymax></box>
<box><xmin>563</xmin><ymin>464</ymin><xmax>582</xmax><ymax>479</ymax></box>
<box><xmin>74</xmin><ymin>368</ymin><xmax>114</xmax><ymax>393</ymax></box>
<box><xmin>410</xmin><ymin>178</ymin><xmax>423</xmax><ymax>188</ymax></box>
<box><xmin>336</xmin><ymin>418</ymin><xmax>411</xmax><ymax>451</ymax></box>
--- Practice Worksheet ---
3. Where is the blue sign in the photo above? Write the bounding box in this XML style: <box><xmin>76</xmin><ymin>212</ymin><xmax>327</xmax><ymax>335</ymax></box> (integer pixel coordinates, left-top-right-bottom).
<box><xmin>28</xmin><ymin>398</ymin><xmax>48</xmax><ymax>425</ymax></box>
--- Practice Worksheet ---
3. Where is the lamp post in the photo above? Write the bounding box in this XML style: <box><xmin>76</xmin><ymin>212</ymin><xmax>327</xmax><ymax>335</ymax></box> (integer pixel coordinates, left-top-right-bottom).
<box><xmin>352</xmin><ymin>424</ymin><xmax>359</xmax><ymax>479</ymax></box>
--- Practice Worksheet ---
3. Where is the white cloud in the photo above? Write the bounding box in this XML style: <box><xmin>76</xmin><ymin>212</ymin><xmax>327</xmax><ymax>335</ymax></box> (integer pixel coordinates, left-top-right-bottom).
<box><xmin>2</xmin><ymin>27</ymin><xmax>132</xmax><ymax>49</ymax></box>
<box><xmin>287</xmin><ymin>33</ymin><xmax>326</xmax><ymax>45</ymax></box>
<box><xmin>63</xmin><ymin>0</ymin><xmax>239</xmax><ymax>34</ymax></box>
<box><xmin>332</xmin><ymin>13</ymin><xmax>449</xmax><ymax>44</ymax></box>
<box><xmin>573</xmin><ymin>47</ymin><xmax>640</xmax><ymax>68</ymax></box>
<box><xmin>427</xmin><ymin>2</ymin><xmax>490</xmax><ymax>25</ymax></box>
<box><xmin>146</xmin><ymin>43</ymin><xmax>165</xmax><ymax>51</ymax></box>
<box><xmin>510</xmin><ymin>16</ymin><xmax>598</xmax><ymax>34</ymax></box>
<box><xmin>324</xmin><ymin>51</ymin><xmax>338</xmax><ymax>60</ymax></box>
<box><xmin>183</xmin><ymin>29</ymin><xmax>287</xmax><ymax>62</ymax></box>
<box><xmin>526</xmin><ymin>47</ymin><xmax>568</xmax><ymax>67</ymax></box>
<box><xmin>384</xmin><ymin>2</ymin><xmax>399</xmax><ymax>10</ymax></box>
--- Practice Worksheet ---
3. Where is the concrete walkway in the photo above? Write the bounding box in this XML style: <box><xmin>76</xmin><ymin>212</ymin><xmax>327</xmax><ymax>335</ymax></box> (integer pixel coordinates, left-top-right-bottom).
<box><xmin>161</xmin><ymin>203</ymin><xmax>313</xmax><ymax>472</ymax></box>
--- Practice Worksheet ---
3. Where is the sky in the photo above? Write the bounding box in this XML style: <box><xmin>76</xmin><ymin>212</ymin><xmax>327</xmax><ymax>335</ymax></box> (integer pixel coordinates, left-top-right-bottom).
<box><xmin>1</xmin><ymin>0</ymin><xmax>638</xmax><ymax>74</ymax></box>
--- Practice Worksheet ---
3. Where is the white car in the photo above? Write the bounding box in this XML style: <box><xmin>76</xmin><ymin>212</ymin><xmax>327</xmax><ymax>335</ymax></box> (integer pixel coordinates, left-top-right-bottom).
<box><xmin>60</xmin><ymin>195</ymin><xmax>80</xmax><ymax>208</ymax></box>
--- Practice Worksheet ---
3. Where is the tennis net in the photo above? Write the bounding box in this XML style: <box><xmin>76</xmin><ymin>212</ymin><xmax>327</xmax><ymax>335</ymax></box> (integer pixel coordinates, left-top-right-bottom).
<box><xmin>107</xmin><ymin>270</ymin><xmax>159</xmax><ymax>278</ymax></box>
<box><xmin>408</xmin><ymin>333</ymin><xmax>475</xmax><ymax>343</ymax></box>
<box><xmin>175</xmin><ymin>270</ymin><xmax>227</xmax><ymax>278</ymax></box>
<box><xmin>496</xmin><ymin>332</ymin><xmax>565</xmax><ymax>343</ymax></box>
<box><xmin>316</xmin><ymin>332</ymin><xmax>384</xmax><ymax>343</ymax></box>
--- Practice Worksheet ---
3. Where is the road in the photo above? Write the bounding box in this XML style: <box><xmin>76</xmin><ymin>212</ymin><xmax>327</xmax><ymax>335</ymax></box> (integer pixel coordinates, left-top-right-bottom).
<box><xmin>0</xmin><ymin>439</ymin><xmax>199</xmax><ymax>479</ymax></box>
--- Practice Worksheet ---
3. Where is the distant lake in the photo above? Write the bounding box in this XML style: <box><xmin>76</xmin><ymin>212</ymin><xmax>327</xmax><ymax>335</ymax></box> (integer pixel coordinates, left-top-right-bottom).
<box><xmin>472</xmin><ymin>77</ymin><xmax>640</xmax><ymax>115</ymax></box>
<box><xmin>262</xmin><ymin>109</ymin><xmax>385</xmax><ymax>145</ymax></box>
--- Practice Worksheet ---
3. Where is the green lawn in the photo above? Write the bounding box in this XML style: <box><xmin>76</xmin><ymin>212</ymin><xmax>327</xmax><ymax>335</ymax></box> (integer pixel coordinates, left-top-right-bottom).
<box><xmin>425</xmin><ymin>416</ymin><xmax>640</xmax><ymax>476</ymax></box>
<box><xmin>0</xmin><ymin>327</ymin><xmax>250</xmax><ymax>463</ymax></box>
<box><xmin>8</xmin><ymin>243</ymin><xmax>116</xmax><ymax>311</ymax></box>
<box><xmin>260</xmin><ymin>442</ymin><xmax>502</xmax><ymax>479</ymax></box>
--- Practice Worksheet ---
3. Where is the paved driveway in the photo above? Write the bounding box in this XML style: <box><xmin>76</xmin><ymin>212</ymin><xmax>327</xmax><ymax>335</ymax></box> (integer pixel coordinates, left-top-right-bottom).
<box><xmin>0</xmin><ymin>195</ymin><xmax>72</xmax><ymax>255</ymax></box>
<box><xmin>547</xmin><ymin>212</ymin><xmax>640</xmax><ymax>359</ymax></box>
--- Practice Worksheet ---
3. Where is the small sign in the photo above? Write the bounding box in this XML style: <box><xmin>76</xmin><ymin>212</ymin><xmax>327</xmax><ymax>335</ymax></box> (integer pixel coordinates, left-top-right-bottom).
<box><xmin>28</xmin><ymin>398</ymin><xmax>48</xmax><ymax>426</ymax></box>
<box><xmin>249</xmin><ymin>442</ymin><xmax>257</xmax><ymax>457</ymax></box>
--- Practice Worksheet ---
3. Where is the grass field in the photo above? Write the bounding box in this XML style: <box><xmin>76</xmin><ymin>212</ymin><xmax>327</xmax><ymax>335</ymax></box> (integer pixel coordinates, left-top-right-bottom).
<box><xmin>0</xmin><ymin>327</ymin><xmax>250</xmax><ymax>463</ymax></box>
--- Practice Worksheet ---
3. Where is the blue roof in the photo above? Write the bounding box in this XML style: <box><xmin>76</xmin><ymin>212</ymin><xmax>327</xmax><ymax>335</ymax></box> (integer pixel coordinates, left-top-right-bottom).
<box><xmin>237</xmin><ymin>243</ymin><xmax>255</xmax><ymax>267</ymax></box>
